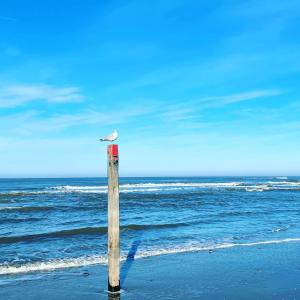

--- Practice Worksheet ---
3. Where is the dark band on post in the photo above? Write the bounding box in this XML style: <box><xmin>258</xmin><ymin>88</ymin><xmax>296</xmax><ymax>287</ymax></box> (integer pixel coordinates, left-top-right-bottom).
<box><xmin>108</xmin><ymin>280</ymin><xmax>120</xmax><ymax>293</ymax></box>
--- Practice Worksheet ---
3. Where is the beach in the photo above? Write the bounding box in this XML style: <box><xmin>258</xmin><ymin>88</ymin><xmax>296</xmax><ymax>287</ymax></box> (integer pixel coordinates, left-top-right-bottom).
<box><xmin>0</xmin><ymin>176</ymin><xmax>299</xmax><ymax>299</ymax></box>
<box><xmin>1</xmin><ymin>240</ymin><xmax>299</xmax><ymax>299</ymax></box>
<box><xmin>2</xmin><ymin>0</ymin><xmax>300</xmax><ymax>298</ymax></box>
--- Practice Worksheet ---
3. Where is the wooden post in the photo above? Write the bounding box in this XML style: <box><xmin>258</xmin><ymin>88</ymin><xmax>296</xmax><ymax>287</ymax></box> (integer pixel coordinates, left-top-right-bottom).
<box><xmin>107</xmin><ymin>144</ymin><xmax>120</xmax><ymax>293</ymax></box>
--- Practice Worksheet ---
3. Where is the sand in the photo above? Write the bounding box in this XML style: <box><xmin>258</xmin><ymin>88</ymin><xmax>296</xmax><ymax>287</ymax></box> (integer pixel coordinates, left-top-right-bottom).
<box><xmin>0</xmin><ymin>240</ymin><xmax>299</xmax><ymax>299</ymax></box>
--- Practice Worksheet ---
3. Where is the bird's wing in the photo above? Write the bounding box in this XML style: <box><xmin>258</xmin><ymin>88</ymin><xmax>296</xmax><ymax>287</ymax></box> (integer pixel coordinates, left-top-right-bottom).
<box><xmin>99</xmin><ymin>130</ymin><xmax>118</xmax><ymax>142</ymax></box>
<box><xmin>112</xmin><ymin>131</ymin><xmax>118</xmax><ymax>140</ymax></box>
<box><xmin>99</xmin><ymin>132</ymin><xmax>112</xmax><ymax>141</ymax></box>
<box><xmin>103</xmin><ymin>134</ymin><xmax>111</xmax><ymax>140</ymax></box>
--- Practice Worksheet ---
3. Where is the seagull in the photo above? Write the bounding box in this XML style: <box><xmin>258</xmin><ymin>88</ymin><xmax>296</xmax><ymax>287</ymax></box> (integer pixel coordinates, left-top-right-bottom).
<box><xmin>99</xmin><ymin>129</ymin><xmax>118</xmax><ymax>142</ymax></box>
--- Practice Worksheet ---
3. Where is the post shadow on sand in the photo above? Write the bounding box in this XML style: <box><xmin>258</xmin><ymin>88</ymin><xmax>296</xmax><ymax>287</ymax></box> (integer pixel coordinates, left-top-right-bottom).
<box><xmin>120</xmin><ymin>238</ymin><xmax>142</xmax><ymax>288</ymax></box>
<box><xmin>107</xmin><ymin>239</ymin><xmax>142</xmax><ymax>300</ymax></box>
<box><xmin>107</xmin><ymin>233</ymin><xmax>143</xmax><ymax>300</ymax></box>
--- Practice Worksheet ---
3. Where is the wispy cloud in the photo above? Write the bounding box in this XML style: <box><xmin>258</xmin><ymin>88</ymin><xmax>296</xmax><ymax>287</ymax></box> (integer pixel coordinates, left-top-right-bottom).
<box><xmin>159</xmin><ymin>105</ymin><xmax>196</xmax><ymax>122</ymax></box>
<box><xmin>158</xmin><ymin>89</ymin><xmax>283</xmax><ymax>124</ymax></box>
<box><xmin>198</xmin><ymin>89</ymin><xmax>283</xmax><ymax>106</ymax></box>
<box><xmin>103</xmin><ymin>49</ymin><xmax>292</xmax><ymax>95</ymax></box>
<box><xmin>0</xmin><ymin>84</ymin><xmax>83</xmax><ymax>108</ymax></box>
<box><xmin>0</xmin><ymin>104</ymin><xmax>156</xmax><ymax>135</ymax></box>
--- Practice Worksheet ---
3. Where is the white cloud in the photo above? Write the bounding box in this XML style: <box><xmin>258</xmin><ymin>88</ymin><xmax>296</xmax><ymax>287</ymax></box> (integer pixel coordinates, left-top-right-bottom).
<box><xmin>0</xmin><ymin>88</ymin><xmax>284</xmax><ymax>136</ymax></box>
<box><xmin>156</xmin><ymin>89</ymin><xmax>283</xmax><ymax>126</ymax></box>
<box><xmin>0</xmin><ymin>103</ymin><xmax>156</xmax><ymax>136</ymax></box>
<box><xmin>199</xmin><ymin>89</ymin><xmax>283</xmax><ymax>106</ymax></box>
<box><xmin>0</xmin><ymin>84</ymin><xmax>83</xmax><ymax>107</ymax></box>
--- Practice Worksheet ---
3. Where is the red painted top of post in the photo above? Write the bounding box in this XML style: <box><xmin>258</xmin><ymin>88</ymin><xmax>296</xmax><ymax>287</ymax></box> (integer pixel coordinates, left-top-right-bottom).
<box><xmin>108</xmin><ymin>144</ymin><xmax>118</xmax><ymax>157</ymax></box>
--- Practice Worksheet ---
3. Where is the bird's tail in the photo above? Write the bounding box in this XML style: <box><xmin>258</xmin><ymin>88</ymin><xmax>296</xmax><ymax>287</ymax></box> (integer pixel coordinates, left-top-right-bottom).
<box><xmin>99</xmin><ymin>139</ymin><xmax>104</xmax><ymax>142</ymax></box>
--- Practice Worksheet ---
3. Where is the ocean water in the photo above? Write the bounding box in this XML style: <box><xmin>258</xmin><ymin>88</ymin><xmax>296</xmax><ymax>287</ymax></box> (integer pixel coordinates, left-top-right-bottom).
<box><xmin>0</xmin><ymin>176</ymin><xmax>299</xmax><ymax>281</ymax></box>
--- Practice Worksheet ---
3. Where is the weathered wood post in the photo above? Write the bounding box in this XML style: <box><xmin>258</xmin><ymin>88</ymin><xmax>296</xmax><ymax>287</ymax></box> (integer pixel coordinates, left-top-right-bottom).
<box><xmin>107</xmin><ymin>144</ymin><xmax>120</xmax><ymax>293</ymax></box>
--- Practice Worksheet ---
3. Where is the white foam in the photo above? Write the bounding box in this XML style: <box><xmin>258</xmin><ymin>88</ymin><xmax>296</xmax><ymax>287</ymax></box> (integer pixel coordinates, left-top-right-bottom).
<box><xmin>0</xmin><ymin>206</ymin><xmax>24</xmax><ymax>211</ymax></box>
<box><xmin>134</xmin><ymin>237</ymin><xmax>300</xmax><ymax>258</ymax></box>
<box><xmin>120</xmin><ymin>182</ymin><xmax>242</xmax><ymax>188</ymax></box>
<box><xmin>245</xmin><ymin>185</ymin><xmax>271</xmax><ymax>192</ymax></box>
<box><xmin>49</xmin><ymin>181</ymin><xmax>300</xmax><ymax>193</ymax></box>
<box><xmin>272</xmin><ymin>226</ymin><xmax>289</xmax><ymax>233</ymax></box>
<box><xmin>46</xmin><ymin>182</ymin><xmax>244</xmax><ymax>194</ymax></box>
<box><xmin>1</xmin><ymin>237</ymin><xmax>299</xmax><ymax>275</ymax></box>
<box><xmin>0</xmin><ymin>190</ymin><xmax>64</xmax><ymax>195</ymax></box>
<box><xmin>268</xmin><ymin>181</ymin><xmax>300</xmax><ymax>186</ymax></box>
<box><xmin>53</xmin><ymin>185</ymin><xmax>107</xmax><ymax>191</ymax></box>
<box><xmin>2</xmin><ymin>180</ymin><xmax>300</xmax><ymax>195</ymax></box>
<box><xmin>53</xmin><ymin>182</ymin><xmax>243</xmax><ymax>190</ymax></box>
<box><xmin>51</xmin><ymin>186</ymin><xmax>183</xmax><ymax>194</ymax></box>
<box><xmin>0</xmin><ymin>256</ymin><xmax>107</xmax><ymax>275</ymax></box>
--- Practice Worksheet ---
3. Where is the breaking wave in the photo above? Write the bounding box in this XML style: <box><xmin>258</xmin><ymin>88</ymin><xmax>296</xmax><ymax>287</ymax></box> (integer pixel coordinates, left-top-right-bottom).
<box><xmin>1</xmin><ymin>180</ymin><xmax>299</xmax><ymax>195</ymax></box>
<box><xmin>0</xmin><ymin>206</ymin><xmax>53</xmax><ymax>212</ymax></box>
<box><xmin>0</xmin><ymin>223</ymin><xmax>187</xmax><ymax>244</ymax></box>
<box><xmin>1</xmin><ymin>237</ymin><xmax>299</xmax><ymax>275</ymax></box>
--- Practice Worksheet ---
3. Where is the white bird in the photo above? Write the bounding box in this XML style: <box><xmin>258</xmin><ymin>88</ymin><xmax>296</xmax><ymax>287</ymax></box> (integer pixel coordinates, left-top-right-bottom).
<box><xmin>99</xmin><ymin>130</ymin><xmax>118</xmax><ymax>142</ymax></box>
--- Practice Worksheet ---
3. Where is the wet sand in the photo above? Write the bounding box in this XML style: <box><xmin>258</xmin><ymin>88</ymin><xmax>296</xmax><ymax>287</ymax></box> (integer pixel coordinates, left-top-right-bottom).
<box><xmin>1</xmin><ymin>240</ymin><xmax>299</xmax><ymax>299</ymax></box>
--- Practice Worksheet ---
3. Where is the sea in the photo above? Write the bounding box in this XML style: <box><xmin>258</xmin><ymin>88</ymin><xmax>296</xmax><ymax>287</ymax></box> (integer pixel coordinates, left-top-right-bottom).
<box><xmin>0</xmin><ymin>176</ymin><xmax>299</xmax><ymax>283</ymax></box>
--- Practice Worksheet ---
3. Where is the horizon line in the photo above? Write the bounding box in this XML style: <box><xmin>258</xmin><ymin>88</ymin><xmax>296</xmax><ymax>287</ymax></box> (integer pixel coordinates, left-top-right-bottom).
<box><xmin>0</xmin><ymin>175</ymin><xmax>297</xmax><ymax>180</ymax></box>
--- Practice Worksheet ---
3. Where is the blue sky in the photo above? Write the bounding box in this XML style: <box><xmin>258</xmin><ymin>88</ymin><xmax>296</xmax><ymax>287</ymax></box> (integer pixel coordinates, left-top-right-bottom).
<box><xmin>0</xmin><ymin>0</ymin><xmax>299</xmax><ymax>177</ymax></box>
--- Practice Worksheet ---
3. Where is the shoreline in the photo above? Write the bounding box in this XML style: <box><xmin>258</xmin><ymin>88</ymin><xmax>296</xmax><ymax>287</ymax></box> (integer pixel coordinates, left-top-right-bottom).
<box><xmin>1</xmin><ymin>237</ymin><xmax>300</xmax><ymax>276</ymax></box>
<box><xmin>1</xmin><ymin>240</ymin><xmax>299</xmax><ymax>299</ymax></box>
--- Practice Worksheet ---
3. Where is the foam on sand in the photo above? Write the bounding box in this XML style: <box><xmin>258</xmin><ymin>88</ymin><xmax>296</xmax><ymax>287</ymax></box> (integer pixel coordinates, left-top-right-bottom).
<box><xmin>1</xmin><ymin>237</ymin><xmax>299</xmax><ymax>275</ymax></box>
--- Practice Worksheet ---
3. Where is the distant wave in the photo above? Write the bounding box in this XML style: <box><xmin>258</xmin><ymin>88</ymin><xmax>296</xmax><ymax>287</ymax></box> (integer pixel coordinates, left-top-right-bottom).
<box><xmin>0</xmin><ymin>191</ymin><xmax>59</xmax><ymax>196</ymax></box>
<box><xmin>1</xmin><ymin>180</ymin><xmax>300</xmax><ymax>196</ymax></box>
<box><xmin>1</xmin><ymin>237</ymin><xmax>299</xmax><ymax>275</ymax></box>
<box><xmin>0</xmin><ymin>206</ymin><xmax>53</xmax><ymax>212</ymax></box>
<box><xmin>1</xmin><ymin>217</ymin><xmax>41</xmax><ymax>224</ymax></box>
<box><xmin>0</xmin><ymin>223</ymin><xmax>187</xmax><ymax>244</ymax></box>
<box><xmin>49</xmin><ymin>182</ymin><xmax>243</xmax><ymax>194</ymax></box>
<box><xmin>245</xmin><ymin>181</ymin><xmax>300</xmax><ymax>192</ymax></box>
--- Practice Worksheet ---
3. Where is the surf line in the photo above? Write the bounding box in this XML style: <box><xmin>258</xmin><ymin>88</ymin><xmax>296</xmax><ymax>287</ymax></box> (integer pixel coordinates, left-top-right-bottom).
<box><xmin>0</xmin><ymin>237</ymin><xmax>300</xmax><ymax>276</ymax></box>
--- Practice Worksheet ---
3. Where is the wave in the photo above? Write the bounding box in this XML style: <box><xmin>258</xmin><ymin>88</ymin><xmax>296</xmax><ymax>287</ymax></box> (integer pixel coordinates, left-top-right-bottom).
<box><xmin>1</xmin><ymin>217</ymin><xmax>41</xmax><ymax>224</ymax></box>
<box><xmin>245</xmin><ymin>186</ymin><xmax>273</xmax><ymax>192</ymax></box>
<box><xmin>0</xmin><ymin>206</ymin><xmax>53</xmax><ymax>212</ymax></box>
<box><xmin>1</xmin><ymin>180</ymin><xmax>300</xmax><ymax>196</ymax></box>
<box><xmin>37</xmin><ymin>181</ymin><xmax>300</xmax><ymax>193</ymax></box>
<box><xmin>0</xmin><ymin>223</ymin><xmax>187</xmax><ymax>244</ymax></box>
<box><xmin>0</xmin><ymin>190</ymin><xmax>52</xmax><ymax>196</ymax></box>
<box><xmin>42</xmin><ymin>181</ymin><xmax>300</xmax><ymax>194</ymax></box>
<box><xmin>245</xmin><ymin>181</ymin><xmax>300</xmax><ymax>192</ymax></box>
<box><xmin>272</xmin><ymin>226</ymin><xmax>290</xmax><ymax>233</ymax></box>
<box><xmin>0</xmin><ymin>256</ymin><xmax>107</xmax><ymax>275</ymax></box>
<box><xmin>1</xmin><ymin>237</ymin><xmax>299</xmax><ymax>275</ymax></box>
<box><xmin>49</xmin><ymin>183</ymin><xmax>243</xmax><ymax>194</ymax></box>
<box><xmin>121</xmin><ymin>182</ymin><xmax>242</xmax><ymax>188</ymax></box>
<box><xmin>0</xmin><ymin>187</ymin><xmax>178</xmax><ymax>195</ymax></box>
